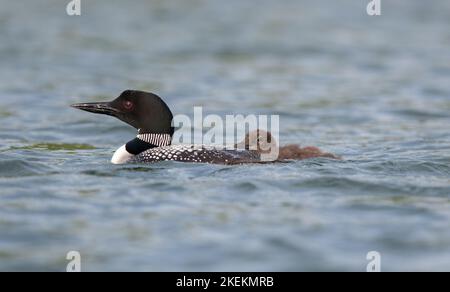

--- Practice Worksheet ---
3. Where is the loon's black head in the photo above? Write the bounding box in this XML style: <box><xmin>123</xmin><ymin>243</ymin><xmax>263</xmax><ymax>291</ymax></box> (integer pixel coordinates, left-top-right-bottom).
<box><xmin>71</xmin><ymin>90</ymin><xmax>174</xmax><ymax>135</ymax></box>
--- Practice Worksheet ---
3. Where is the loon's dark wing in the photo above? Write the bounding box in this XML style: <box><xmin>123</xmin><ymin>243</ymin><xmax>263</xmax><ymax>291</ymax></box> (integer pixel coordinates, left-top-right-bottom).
<box><xmin>129</xmin><ymin>145</ymin><xmax>261</xmax><ymax>165</ymax></box>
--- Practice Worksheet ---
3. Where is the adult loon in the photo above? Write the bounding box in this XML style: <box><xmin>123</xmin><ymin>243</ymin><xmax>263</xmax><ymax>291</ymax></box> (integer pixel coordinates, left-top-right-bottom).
<box><xmin>71</xmin><ymin>90</ymin><xmax>338</xmax><ymax>164</ymax></box>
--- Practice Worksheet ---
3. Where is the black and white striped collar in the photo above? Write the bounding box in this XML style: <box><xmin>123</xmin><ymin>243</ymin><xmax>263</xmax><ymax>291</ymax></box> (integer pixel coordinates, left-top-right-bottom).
<box><xmin>137</xmin><ymin>133</ymin><xmax>172</xmax><ymax>147</ymax></box>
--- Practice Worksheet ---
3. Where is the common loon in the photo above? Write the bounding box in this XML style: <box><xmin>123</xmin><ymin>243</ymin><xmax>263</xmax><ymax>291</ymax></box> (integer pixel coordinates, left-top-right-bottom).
<box><xmin>71</xmin><ymin>90</ymin><xmax>338</xmax><ymax>164</ymax></box>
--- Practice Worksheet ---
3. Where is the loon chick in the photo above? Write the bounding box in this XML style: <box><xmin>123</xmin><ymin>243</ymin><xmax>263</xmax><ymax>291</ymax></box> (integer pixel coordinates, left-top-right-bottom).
<box><xmin>71</xmin><ymin>90</ymin><xmax>338</xmax><ymax>164</ymax></box>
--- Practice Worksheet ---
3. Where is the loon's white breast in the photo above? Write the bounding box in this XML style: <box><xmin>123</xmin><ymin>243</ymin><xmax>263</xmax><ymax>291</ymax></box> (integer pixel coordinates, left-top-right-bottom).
<box><xmin>111</xmin><ymin>145</ymin><xmax>135</xmax><ymax>164</ymax></box>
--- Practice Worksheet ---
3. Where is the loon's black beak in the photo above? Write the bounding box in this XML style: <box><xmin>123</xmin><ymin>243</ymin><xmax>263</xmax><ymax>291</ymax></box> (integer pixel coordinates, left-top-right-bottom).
<box><xmin>71</xmin><ymin>102</ymin><xmax>120</xmax><ymax>117</ymax></box>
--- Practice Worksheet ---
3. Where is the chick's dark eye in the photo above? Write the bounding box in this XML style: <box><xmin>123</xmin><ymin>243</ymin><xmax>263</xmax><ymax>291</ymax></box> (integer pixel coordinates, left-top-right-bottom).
<box><xmin>123</xmin><ymin>100</ymin><xmax>133</xmax><ymax>110</ymax></box>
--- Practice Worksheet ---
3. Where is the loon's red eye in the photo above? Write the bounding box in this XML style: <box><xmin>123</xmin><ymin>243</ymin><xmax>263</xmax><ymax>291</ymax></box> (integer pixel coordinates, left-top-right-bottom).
<box><xmin>123</xmin><ymin>100</ymin><xmax>134</xmax><ymax>110</ymax></box>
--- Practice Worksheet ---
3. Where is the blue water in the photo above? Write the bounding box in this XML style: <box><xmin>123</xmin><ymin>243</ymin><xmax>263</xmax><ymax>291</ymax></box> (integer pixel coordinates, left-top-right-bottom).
<box><xmin>0</xmin><ymin>0</ymin><xmax>450</xmax><ymax>271</ymax></box>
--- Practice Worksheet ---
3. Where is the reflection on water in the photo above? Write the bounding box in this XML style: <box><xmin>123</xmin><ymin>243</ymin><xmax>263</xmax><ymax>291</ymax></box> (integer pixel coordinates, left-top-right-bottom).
<box><xmin>0</xmin><ymin>0</ymin><xmax>449</xmax><ymax>271</ymax></box>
